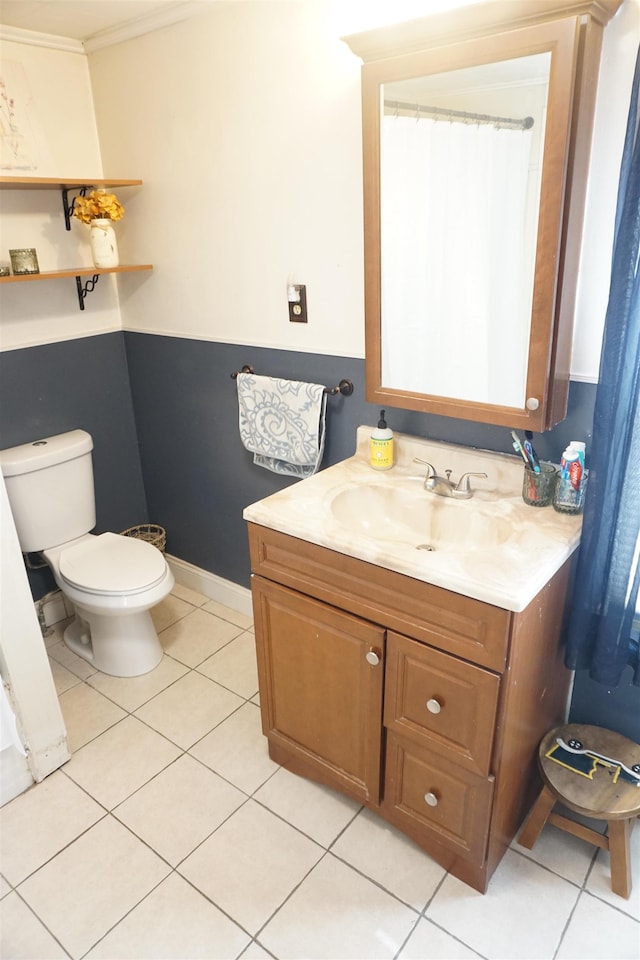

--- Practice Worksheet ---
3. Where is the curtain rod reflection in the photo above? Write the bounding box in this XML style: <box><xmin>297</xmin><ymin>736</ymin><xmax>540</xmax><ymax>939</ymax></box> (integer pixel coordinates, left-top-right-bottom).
<box><xmin>384</xmin><ymin>99</ymin><xmax>534</xmax><ymax>131</ymax></box>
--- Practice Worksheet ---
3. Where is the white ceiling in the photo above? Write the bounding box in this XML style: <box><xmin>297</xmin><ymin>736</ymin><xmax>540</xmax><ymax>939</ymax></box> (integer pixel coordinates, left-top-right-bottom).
<box><xmin>0</xmin><ymin>0</ymin><xmax>201</xmax><ymax>45</ymax></box>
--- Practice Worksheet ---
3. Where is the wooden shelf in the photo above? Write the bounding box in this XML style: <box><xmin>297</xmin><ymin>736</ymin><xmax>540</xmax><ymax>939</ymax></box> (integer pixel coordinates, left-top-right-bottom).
<box><xmin>1</xmin><ymin>177</ymin><xmax>151</xmax><ymax>309</ymax></box>
<box><xmin>0</xmin><ymin>264</ymin><xmax>153</xmax><ymax>310</ymax></box>
<box><xmin>0</xmin><ymin>265</ymin><xmax>152</xmax><ymax>284</ymax></box>
<box><xmin>2</xmin><ymin>176</ymin><xmax>144</xmax><ymax>229</ymax></box>
<box><xmin>0</xmin><ymin>177</ymin><xmax>142</xmax><ymax>190</ymax></box>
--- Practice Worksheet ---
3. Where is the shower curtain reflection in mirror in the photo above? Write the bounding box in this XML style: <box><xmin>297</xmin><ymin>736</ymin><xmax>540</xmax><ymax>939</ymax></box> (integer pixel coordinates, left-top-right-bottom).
<box><xmin>381</xmin><ymin>113</ymin><xmax>537</xmax><ymax>407</ymax></box>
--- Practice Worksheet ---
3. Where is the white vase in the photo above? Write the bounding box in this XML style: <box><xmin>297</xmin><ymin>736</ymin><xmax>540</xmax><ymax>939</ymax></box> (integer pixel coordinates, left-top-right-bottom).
<box><xmin>89</xmin><ymin>218</ymin><xmax>119</xmax><ymax>268</ymax></box>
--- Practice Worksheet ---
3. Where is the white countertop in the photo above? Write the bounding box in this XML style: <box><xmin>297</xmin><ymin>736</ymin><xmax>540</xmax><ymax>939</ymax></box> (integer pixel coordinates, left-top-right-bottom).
<box><xmin>243</xmin><ymin>427</ymin><xmax>583</xmax><ymax>612</ymax></box>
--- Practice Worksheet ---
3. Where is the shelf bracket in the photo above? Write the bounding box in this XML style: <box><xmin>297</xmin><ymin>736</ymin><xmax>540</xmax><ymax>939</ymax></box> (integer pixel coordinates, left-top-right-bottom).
<box><xmin>75</xmin><ymin>274</ymin><xmax>99</xmax><ymax>310</ymax></box>
<box><xmin>62</xmin><ymin>186</ymin><xmax>88</xmax><ymax>230</ymax></box>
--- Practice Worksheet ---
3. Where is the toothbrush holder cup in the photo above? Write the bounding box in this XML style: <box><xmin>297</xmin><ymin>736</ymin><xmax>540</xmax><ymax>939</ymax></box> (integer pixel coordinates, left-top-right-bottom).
<box><xmin>553</xmin><ymin>471</ymin><xmax>588</xmax><ymax>515</ymax></box>
<box><xmin>522</xmin><ymin>463</ymin><xmax>557</xmax><ymax>507</ymax></box>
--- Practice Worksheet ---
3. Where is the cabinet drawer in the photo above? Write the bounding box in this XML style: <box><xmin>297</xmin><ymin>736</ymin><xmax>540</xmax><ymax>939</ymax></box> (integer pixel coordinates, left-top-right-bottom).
<box><xmin>385</xmin><ymin>632</ymin><xmax>500</xmax><ymax>776</ymax></box>
<box><xmin>248</xmin><ymin>524</ymin><xmax>511</xmax><ymax>671</ymax></box>
<box><xmin>384</xmin><ymin>733</ymin><xmax>494</xmax><ymax>864</ymax></box>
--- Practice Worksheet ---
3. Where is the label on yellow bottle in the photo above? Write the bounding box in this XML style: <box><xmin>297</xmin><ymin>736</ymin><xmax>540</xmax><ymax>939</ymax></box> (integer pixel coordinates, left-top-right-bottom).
<box><xmin>370</xmin><ymin>438</ymin><xmax>394</xmax><ymax>470</ymax></box>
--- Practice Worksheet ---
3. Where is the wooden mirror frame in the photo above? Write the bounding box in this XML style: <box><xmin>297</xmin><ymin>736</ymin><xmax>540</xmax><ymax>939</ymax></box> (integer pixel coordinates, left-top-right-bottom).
<box><xmin>343</xmin><ymin>0</ymin><xmax>622</xmax><ymax>430</ymax></box>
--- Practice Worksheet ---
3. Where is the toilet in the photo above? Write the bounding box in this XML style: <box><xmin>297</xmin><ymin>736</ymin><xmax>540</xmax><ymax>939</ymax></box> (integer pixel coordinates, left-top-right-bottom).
<box><xmin>0</xmin><ymin>429</ymin><xmax>174</xmax><ymax>677</ymax></box>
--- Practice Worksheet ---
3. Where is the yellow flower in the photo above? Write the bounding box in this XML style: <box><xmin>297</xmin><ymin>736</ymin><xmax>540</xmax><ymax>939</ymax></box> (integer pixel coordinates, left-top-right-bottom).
<box><xmin>73</xmin><ymin>189</ymin><xmax>125</xmax><ymax>224</ymax></box>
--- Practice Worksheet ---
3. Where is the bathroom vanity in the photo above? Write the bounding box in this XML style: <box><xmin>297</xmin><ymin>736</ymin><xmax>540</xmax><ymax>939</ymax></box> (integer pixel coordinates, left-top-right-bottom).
<box><xmin>244</xmin><ymin>430</ymin><xmax>582</xmax><ymax>892</ymax></box>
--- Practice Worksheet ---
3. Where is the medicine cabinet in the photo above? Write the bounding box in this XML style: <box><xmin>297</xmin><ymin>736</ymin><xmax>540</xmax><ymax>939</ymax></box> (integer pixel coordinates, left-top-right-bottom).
<box><xmin>343</xmin><ymin>0</ymin><xmax>622</xmax><ymax>430</ymax></box>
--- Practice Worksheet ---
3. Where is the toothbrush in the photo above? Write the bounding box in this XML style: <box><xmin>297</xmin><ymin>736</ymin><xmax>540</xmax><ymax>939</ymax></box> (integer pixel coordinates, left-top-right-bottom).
<box><xmin>524</xmin><ymin>430</ymin><xmax>541</xmax><ymax>473</ymax></box>
<box><xmin>511</xmin><ymin>430</ymin><xmax>539</xmax><ymax>472</ymax></box>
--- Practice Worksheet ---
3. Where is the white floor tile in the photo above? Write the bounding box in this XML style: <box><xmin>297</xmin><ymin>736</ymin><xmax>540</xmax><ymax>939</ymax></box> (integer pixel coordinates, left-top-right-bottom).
<box><xmin>0</xmin><ymin>771</ymin><xmax>104</xmax><ymax>886</ymax></box>
<box><xmin>134</xmin><ymin>671</ymin><xmax>244</xmax><ymax>749</ymax></box>
<box><xmin>253</xmin><ymin>765</ymin><xmax>360</xmax><ymax>847</ymax></box>
<box><xmin>202</xmin><ymin>599</ymin><xmax>253</xmax><ymax>629</ymax></box>
<box><xmin>86</xmin><ymin>654</ymin><xmax>189</xmax><ymax>712</ymax></box>
<box><xmin>47</xmin><ymin>639</ymin><xmax>98</xmax><ymax>681</ymax></box>
<box><xmin>426</xmin><ymin>849</ymin><xmax>580</xmax><ymax>960</ymax></box>
<box><xmin>331</xmin><ymin>807</ymin><xmax>446</xmax><ymax>911</ymax></box>
<box><xmin>397</xmin><ymin>917</ymin><xmax>482</xmax><ymax>959</ymax></box>
<box><xmin>513</xmin><ymin>818</ymin><xmax>597</xmax><ymax>886</ymax></box>
<box><xmin>240</xmin><ymin>943</ymin><xmax>274</xmax><ymax>959</ymax></box>
<box><xmin>58</xmin><ymin>682</ymin><xmax>126</xmax><ymax>752</ymax></box>
<box><xmin>259</xmin><ymin>852</ymin><xmax>419</xmax><ymax>960</ymax></box>
<box><xmin>585</xmin><ymin>820</ymin><xmax>640</xmax><ymax>920</ymax></box>
<box><xmin>63</xmin><ymin>715</ymin><xmax>181</xmax><ymax>809</ymax></box>
<box><xmin>113</xmin><ymin>754</ymin><xmax>245</xmax><ymax>865</ymax></box>
<box><xmin>189</xmin><ymin>701</ymin><xmax>279</xmax><ymax>794</ymax></box>
<box><xmin>0</xmin><ymin>891</ymin><xmax>69</xmax><ymax>959</ymax></box>
<box><xmin>151</xmin><ymin>594</ymin><xmax>195</xmax><ymax>632</ymax></box>
<box><xmin>197</xmin><ymin>631</ymin><xmax>259</xmax><ymax>699</ymax></box>
<box><xmin>159</xmin><ymin>608</ymin><xmax>243</xmax><ymax>668</ymax></box>
<box><xmin>170</xmin><ymin>583</ymin><xmax>210</xmax><ymax>607</ymax></box>
<box><xmin>85</xmin><ymin>872</ymin><xmax>250</xmax><ymax>959</ymax></box>
<box><xmin>9</xmin><ymin>594</ymin><xmax>636</xmax><ymax>960</ymax></box>
<box><xmin>178</xmin><ymin>799</ymin><xmax>323</xmax><ymax>935</ymax></box>
<box><xmin>18</xmin><ymin>816</ymin><xmax>170</xmax><ymax>960</ymax></box>
<box><xmin>557</xmin><ymin>891</ymin><xmax>640</xmax><ymax>959</ymax></box>
<box><xmin>48</xmin><ymin>656</ymin><xmax>82</xmax><ymax>695</ymax></box>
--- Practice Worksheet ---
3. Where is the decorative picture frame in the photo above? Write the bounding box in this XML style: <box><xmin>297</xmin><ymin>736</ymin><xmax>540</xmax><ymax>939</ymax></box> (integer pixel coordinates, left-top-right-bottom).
<box><xmin>9</xmin><ymin>248</ymin><xmax>39</xmax><ymax>275</ymax></box>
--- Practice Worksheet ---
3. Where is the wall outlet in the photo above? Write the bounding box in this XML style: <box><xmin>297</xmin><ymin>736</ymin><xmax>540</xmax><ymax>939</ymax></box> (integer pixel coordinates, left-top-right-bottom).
<box><xmin>288</xmin><ymin>284</ymin><xmax>307</xmax><ymax>323</ymax></box>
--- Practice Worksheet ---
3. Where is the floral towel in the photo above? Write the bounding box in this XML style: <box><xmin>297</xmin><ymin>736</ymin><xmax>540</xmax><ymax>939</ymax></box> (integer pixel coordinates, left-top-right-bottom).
<box><xmin>236</xmin><ymin>373</ymin><xmax>327</xmax><ymax>478</ymax></box>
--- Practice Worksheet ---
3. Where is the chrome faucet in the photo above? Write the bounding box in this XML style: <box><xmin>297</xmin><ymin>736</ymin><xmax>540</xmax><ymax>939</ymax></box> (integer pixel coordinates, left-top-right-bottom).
<box><xmin>413</xmin><ymin>458</ymin><xmax>487</xmax><ymax>500</ymax></box>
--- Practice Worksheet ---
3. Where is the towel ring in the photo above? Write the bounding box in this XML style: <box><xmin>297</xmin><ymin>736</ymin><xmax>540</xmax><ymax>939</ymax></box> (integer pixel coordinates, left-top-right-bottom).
<box><xmin>231</xmin><ymin>366</ymin><xmax>353</xmax><ymax>397</ymax></box>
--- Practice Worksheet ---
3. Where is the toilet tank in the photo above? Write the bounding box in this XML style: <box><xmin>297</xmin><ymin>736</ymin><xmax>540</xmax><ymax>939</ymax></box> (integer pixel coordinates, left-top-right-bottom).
<box><xmin>0</xmin><ymin>430</ymin><xmax>96</xmax><ymax>553</ymax></box>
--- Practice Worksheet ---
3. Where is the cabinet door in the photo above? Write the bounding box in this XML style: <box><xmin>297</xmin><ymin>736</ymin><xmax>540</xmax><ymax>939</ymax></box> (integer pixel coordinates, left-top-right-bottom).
<box><xmin>251</xmin><ymin>575</ymin><xmax>385</xmax><ymax>804</ymax></box>
<box><xmin>385</xmin><ymin>632</ymin><xmax>500</xmax><ymax>776</ymax></box>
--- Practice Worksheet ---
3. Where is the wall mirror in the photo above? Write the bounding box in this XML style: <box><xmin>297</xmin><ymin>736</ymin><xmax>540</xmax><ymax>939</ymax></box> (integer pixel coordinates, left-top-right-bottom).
<box><xmin>345</xmin><ymin>1</ymin><xmax>621</xmax><ymax>430</ymax></box>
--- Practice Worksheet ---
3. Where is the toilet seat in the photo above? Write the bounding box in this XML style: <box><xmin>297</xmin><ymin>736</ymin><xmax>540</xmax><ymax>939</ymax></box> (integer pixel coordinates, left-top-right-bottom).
<box><xmin>59</xmin><ymin>532</ymin><xmax>167</xmax><ymax>596</ymax></box>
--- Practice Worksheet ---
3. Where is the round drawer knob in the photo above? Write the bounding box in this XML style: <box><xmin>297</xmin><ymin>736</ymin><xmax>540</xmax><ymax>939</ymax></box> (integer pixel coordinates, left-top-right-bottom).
<box><xmin>365</xmin><ymin>650</ymin><xmax>380</xmax><ymax>666</ymax></box>
<box><xmin>426</xmin><ymin>698</ymin><xmax>442</xmax><ymax>714</ymax></box>
<box><xmin>424</xmin><ymin>792</ymin><xmax>439</xmax><ymax>807</ymax></box>
<box><xmin>526</xmin><ymin>397</ymin><xmax>540</xmax><ymax>411</ymax></box>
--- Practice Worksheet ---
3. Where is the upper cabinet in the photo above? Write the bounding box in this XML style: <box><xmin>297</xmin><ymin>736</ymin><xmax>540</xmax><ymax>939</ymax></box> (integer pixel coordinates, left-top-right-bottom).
<box><xmin>343</xmin><ymin>0</ymin><xmax>623</xmax><ymax>430</ymax></box>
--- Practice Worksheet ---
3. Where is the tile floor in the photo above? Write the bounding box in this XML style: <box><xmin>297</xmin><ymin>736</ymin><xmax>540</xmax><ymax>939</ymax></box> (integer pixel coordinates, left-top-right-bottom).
<box><xmin>1</xmin><ymin>584</ymin><xmax>639</xmax><ymax>960</ymax></box>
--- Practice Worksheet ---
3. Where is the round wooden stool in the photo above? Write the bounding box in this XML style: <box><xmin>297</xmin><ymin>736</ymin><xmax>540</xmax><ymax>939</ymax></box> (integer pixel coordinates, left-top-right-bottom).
<box><xmin>518</xmin><ymin>723</ymin><xmax>640</xmax><ymax>898</ymax></box>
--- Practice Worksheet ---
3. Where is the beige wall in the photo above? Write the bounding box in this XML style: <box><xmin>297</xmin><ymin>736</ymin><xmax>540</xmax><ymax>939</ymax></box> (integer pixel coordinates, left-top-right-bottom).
<box><xmin>0</xmin><ymin>39</ymin><xmax>125</xmax><ymax>348</ymax></box>
<box><xmin>1</xmin><ymin>0</ymin><xmax>638</xmax><ymax>369</ymax></box>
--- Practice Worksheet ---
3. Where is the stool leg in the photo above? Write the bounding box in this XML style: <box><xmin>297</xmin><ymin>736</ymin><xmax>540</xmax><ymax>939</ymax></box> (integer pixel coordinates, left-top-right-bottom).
<box><xmin>608</xmin><ymin>819</ymin><xmax>632</xmax><ymax>899</ymax></box>
<box><xmin>518</xmin><ymin>785</ymin><xmax>557</xmax><ymax>849</ymax></box>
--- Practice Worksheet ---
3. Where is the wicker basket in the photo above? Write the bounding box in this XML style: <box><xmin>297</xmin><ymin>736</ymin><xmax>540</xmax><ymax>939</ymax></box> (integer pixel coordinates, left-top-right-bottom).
<box><xmin>119</xmin><ymin>523</ymin><xmax>166</xmax><ymax>553</ymax></box>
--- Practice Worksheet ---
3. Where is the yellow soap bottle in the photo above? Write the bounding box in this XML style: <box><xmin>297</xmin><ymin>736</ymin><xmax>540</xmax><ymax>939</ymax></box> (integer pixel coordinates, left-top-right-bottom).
<box><xmin>370</xmin><ymin>410</ymin><xmax>394</xmax><ymax>470</ymax></box>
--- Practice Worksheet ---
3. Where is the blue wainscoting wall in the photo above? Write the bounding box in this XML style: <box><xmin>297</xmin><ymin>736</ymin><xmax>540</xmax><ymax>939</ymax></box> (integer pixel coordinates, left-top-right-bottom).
<box><xmin>0</xmin><ymin>333</ymin><xmax>148</xmax><ymax>597</ymax></box>
<box><xmin>1</xmin><ymin>331</ymin><xmax>637</xmax><ymax>740</ymax></box>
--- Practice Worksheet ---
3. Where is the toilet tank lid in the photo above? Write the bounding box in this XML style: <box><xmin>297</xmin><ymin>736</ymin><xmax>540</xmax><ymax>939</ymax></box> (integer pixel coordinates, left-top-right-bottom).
<box><xmin>0</xmin><ymin>430</ymin><xmax>93</xmax><ymax>477</ymax></box>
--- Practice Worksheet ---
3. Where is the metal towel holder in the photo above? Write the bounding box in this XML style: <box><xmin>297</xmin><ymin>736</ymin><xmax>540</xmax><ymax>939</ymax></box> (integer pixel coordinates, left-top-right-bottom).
<box><xmin>231</xmin><ymin>364</ymin><xmax>353</xmax><ymax>397</ymax></box>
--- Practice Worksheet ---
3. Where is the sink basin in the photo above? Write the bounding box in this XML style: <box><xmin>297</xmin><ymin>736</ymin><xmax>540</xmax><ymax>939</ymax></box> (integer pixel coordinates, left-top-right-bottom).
<box><xmin>330</xmin><ymin>482</ymin><xmax>514</xmax><ymax>551</ymax></box>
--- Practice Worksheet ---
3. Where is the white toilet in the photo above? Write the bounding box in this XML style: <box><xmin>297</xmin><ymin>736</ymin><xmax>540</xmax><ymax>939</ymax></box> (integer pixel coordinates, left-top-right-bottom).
<box><xmin>0</xmin><ymin>429</ymin><xmax>174</xmax><ymax>677</ymax></box>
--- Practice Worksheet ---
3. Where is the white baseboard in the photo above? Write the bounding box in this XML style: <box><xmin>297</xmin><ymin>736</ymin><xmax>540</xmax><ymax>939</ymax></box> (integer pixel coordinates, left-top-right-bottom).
<box><xmin>166</xmin><ymin>555</ymin><xmax>253</xmax><ymax>618</ymax></box>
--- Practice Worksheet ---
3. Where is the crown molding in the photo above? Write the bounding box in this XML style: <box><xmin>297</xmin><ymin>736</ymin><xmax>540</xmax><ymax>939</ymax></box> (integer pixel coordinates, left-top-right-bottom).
<box><xmin>83</xmin><ymin>1</ymin><xmax>209</xmax><ymax>53</ymax></box>
<box><xmin>0</xmin><ymin>1</ymin><xmax>210</xmax><ymax>55</ymax></box>
<box><xmin>0</xmin><ymin>24</ymin><xmax>84</xmax><ymax>53</ymax></box>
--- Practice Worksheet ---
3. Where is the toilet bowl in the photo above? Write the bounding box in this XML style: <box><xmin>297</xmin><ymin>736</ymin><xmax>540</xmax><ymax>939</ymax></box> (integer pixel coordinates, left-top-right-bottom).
<box><xmin>44</xmin><ymin>532</ymin><xmax>174</xmax><ymax>677</ymax></box>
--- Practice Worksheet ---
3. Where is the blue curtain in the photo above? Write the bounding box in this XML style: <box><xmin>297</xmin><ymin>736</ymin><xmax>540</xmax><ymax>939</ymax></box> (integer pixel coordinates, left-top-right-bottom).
<box><xmin>565</xmin><ymin>46</ymin><xmax>640</xmax><ymax>687</ymax></box>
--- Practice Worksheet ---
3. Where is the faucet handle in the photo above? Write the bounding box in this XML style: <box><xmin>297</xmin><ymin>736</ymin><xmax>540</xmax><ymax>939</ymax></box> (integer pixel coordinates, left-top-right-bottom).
<box><xmin>455</xmin><ymin>471</ymin><xmax>488</xmax><ymax>493</ymax></box>
<box><xmin>413</xmin><ymin>458</ymin><xmax>436</xmax><ymax>478</ymax></box>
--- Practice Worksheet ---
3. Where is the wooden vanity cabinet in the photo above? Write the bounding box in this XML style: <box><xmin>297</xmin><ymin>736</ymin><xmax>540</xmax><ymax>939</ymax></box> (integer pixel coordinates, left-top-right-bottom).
<box><xmin>248</xmin><ymin>522</ymin><xmax>573</xmax><ymax>892</ymax></box>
